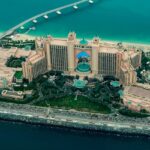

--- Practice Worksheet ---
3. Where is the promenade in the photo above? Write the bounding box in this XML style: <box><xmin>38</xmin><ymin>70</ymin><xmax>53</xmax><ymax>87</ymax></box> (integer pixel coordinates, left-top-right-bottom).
<box><xmin>0</xmin><ymin>102</ymin><xmax>150</xmax><ymax>136</ymax></box>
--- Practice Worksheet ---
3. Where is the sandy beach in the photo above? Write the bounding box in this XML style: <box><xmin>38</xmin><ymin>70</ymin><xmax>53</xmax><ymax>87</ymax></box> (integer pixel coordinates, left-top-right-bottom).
<box><xmin>1</xmin><ymin>31</ymin><xmax>150</xmax><ymax>50</ymax></box>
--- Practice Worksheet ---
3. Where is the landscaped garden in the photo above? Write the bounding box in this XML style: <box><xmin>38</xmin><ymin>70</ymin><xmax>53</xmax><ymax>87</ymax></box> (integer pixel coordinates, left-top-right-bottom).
<box><xmin>6</xmin><ymin>56</ymin><xmax>26</xmax><ymax>68</ymax></box>
<box><xmin>0</xmin><ymin>68</ymin><xmax>124</xmax><ymax>115</ymax></box>
<box><xmin>31</xmin><ymin>71</ymin><xmax>123</xmax><ymax>114</ymax></box>
<box><xmin>136</xmin><ymin>52</ymin><xmax>150</xmax><ymax>83</ymax></box>
<box><xmin>0</xmin><ymin>37</ymin><xmax>35</xmax><ymax>49</ymax></box>
<box><xmin>35</xmin><ymin>95</ymin><xmax>111</xmax><ymax>114</ymax></box>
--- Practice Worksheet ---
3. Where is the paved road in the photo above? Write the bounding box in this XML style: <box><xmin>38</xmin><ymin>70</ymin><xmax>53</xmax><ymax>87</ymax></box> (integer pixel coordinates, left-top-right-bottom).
<box><xmin>0</xmin><ymin>102</ymin><xmax>150</xmax><ymax>132</ymax></box>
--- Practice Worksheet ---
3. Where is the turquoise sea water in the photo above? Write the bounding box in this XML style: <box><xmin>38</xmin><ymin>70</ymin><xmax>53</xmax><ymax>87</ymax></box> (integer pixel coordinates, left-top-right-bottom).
<box><xmin>0</xmin><ymin>0</ymin><xmax>150</xmax><ymax>43</ymax></box>
<box><xmin>0</xmin><ymin>1</ymin><xmax>150</xmax><ymax>148</ymax></box>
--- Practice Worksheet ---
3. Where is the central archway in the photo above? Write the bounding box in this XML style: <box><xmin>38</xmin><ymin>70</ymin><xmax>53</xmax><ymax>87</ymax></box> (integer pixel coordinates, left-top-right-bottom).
<box><xmin>76</xmin><ymin>51</ymin><xmax>91</xmax><ymax>73</ymax></box>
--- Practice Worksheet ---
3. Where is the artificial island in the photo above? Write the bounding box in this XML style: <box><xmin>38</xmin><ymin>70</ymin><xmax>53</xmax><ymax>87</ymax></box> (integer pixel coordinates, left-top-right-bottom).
<box><xmin>0</xmin><ymin>0</ymin><xmax>150</xmax><ymax>136</ymax></box>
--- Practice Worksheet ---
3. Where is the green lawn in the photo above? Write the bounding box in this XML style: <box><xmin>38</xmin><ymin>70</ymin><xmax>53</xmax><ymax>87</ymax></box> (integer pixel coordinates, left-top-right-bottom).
<box><xmin>14</xmin><ymin>71</ymin><xmax>23</xmax><ymax>79</ymax></box>
<box><xmin>35</xmin><ymin>96</ymin><xmax>111</xmax><ymax>114</ymax></box>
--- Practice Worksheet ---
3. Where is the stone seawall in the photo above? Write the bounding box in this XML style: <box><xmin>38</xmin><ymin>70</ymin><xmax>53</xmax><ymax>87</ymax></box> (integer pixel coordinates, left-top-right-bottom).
<box><xmin>0</xmin><ymin>102</ymin><xmax>150</xmax><ymax>136</ymax></box>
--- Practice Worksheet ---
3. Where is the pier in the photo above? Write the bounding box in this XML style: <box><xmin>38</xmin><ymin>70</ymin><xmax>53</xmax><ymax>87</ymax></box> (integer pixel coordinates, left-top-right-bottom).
<box><xmin>0</xmin><ymin>0</ymin><xmax>95</xmax><ymax>39</ymax></box>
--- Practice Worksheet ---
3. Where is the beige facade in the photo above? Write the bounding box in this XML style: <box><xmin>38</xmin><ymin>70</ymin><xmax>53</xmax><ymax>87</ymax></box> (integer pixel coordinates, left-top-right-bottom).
<box><xmin>22</xmin><ymin>32</ymin><xmax>142</xmax><ymax>85</ymax></box>
<box><xmin>67</xmin><ymin>32</ymin><xmax>76</xmax><ymax>73</ymax></box>
<box><xmin>119</xmin><ymin>67</ymin><xmax>137</xmax><ymax>86</ymax></box>
<box><xmin>0</xmin><ymin>47</ymin><xmax>36</xmax><ymax>88</ymax></box>
<box><xmin>118</xmin><ymin>50</ymin><xmax>141</xmax><ymax>85</ymax></box>
<box><xmin>130</xmin><ymin>50</ymin><xmax>142</xmax><ymax>69</ymax></box>
<box><xmin>91</xmin><ymin>37</ymin><xmax>99</xmax><ymax>75</ymax></box>
<box><xmin>0</xmin><ymin>68</ymin><xmax>15</xmax><ymax>88</ymax></box>
<box><xmin>123</xmin><ymin>86</ymin><xmax>150</xmax><ymax>112</ymax></box>
<box><xmin>98</xmin><ymin>52</ymin><xmax>118</xmax><ymax>76</ymax></box>
<box><xmin>22</xmin><ymin>49</ymin><xmax>47</xmax><ymax>82</ymax></box>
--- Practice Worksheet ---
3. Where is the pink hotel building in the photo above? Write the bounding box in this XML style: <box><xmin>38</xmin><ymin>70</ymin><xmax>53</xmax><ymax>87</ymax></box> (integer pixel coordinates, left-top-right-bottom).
<box><xmin>22</xmin><ymin>32</ymin><xmax>141</xmax><ymax>85</ymax></box>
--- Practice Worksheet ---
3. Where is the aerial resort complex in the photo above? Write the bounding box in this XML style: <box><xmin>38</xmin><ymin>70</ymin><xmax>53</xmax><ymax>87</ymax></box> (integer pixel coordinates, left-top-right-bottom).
<box><xmin>23</xmin><ymin>32</ymin><xmax>141</xmax><ymax>86</ymax></box>
<box><xmin>0</xmin><ymin>0</ymin><xmax>150</xmax><ymax>137</ymax></box>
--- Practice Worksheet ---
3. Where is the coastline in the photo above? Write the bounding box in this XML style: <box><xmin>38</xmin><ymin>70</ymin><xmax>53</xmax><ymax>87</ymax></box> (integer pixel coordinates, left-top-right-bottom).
<box><xmin>0</xmin><ymin>102</ymin><xmax>150</xmax><ymax>137</ymax></box>
<box><xmin>28</xmin><ymin>32</ymin><xmax>150</xmax><ymax>48</ymax></box>
<box><xmin>0</xmin><ymin>32</ymin><xmax>150</xmax><ymax>136</ymax></box>
<box><xmin>1</xmin><ymin>31</ymin><xmax>150</xmax><ymax>48</ymax></box>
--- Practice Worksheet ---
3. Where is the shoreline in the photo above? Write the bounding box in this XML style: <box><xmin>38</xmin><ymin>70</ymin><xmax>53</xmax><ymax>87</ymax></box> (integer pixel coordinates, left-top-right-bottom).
<box><xmin>0</xmin><ymin>118</ymin><xmax>149</xmax><ymax>139</ymax></box>
<box><xmin>0</xmin><ymin>102</ymin><xmax>150</xmax><ymax>137</ymax></box>
<box><xmin>1</xmin><ymin>32</ymin><xmax>150</xmax><ymax>48</ymax></box>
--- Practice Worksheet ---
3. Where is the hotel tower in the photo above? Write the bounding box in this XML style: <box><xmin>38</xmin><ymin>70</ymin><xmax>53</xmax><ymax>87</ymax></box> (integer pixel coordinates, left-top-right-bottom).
<box><xmin>22</xmin><ymin>32</ymin><xmax>141</xmax><ymax>85</ymax></box>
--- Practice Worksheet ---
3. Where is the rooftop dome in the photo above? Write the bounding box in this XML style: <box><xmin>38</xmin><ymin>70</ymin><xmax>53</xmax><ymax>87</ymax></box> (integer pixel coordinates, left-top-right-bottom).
<box><xmin>80</xmin><ymin>38</ymin><xmax>88</xmax><ymax>45</ymax></box>
<box><xmin>76</xmin><ymin>51</ymin><xmax>90</xmax><ymax>59</ymax></box>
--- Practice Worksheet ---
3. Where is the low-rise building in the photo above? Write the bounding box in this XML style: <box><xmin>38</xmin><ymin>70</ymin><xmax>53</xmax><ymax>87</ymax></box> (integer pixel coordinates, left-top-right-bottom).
<box><xmin>0</xmin><ymin>47</ymin><xmax>36</xmax><ymax>87</ymax></box>
<box><xmin>0</xmin><ymin>68</ymin><xmax>15</xmax><ymax>88</ymax></box>
<box><xmin>1</xmin><ymin>90</ymin><xmax>24</xmax><ymax>100</ymax></box>
<box><xmin>123</xmin><ymin>86</ymin><xmax>150</xmax><ymax>112</ymax></box>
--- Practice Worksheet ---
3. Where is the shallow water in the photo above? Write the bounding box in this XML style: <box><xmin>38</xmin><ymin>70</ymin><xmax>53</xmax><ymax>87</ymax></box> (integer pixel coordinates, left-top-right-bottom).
<box><xmin>0</xmin><ymin>0</ymin><xmax>150</xmax><ymax>43</ymax></box>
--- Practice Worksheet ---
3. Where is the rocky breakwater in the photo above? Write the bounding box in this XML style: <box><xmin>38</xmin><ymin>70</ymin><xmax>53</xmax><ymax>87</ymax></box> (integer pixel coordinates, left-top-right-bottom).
<box><xmin>0</xmin><ymin>102</ymin><xmax>150</xmax><ymax>136</ymax></box>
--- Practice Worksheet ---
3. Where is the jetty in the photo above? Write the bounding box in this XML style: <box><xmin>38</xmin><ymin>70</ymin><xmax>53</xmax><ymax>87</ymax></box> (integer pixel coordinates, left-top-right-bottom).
<box><xmin>0</xmin><ymin>0</ymin><xmax>95</xmax><ymax>39</ymax></box>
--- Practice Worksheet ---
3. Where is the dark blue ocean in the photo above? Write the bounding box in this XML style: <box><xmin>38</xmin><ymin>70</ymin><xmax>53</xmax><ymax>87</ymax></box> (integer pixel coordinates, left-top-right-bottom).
<box><xmin>0</xmin><ymin>0</ymin><xmax>150</xmax><ymax>43</ymax></box>
<box><xmin>0</xmin><ymin>121</ymin><xmax>149</xmax><ymax>150</ymax></box>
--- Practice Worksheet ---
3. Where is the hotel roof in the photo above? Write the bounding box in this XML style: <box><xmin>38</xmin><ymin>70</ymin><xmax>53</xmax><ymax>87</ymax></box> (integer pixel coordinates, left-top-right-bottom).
<box><xmin>99</xmin><ymin>46</ymin><xmax>119</xmax><ymax>53</ymax></box>
<box><xmin>28</xmin><ymin>51</ymin><xmax>45</xmax><ymax>64</ymax></box>
<box><xmin>15</xmin><ymin>49</ymin><xmax>35</xmax><ymax>58</ymax></box>
<box><xmin>127</xmin><ymin>86</ymin><xmax>150</xmax><ymax>100</ymax></box>
<box><xmin>50</xmin><ymin>38</ymin><xmax>67</xmax><ymax>46</ymax></box>
<box><xmin>0</xmin><ymin>67</ymin><xmax>15</xmax><ymax>81</ymax></box>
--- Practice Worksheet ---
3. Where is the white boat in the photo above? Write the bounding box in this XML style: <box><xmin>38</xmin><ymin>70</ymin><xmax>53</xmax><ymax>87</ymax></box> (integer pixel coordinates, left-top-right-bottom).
<box><xmin>73</xmin><ymin>5</ymin><xmax>78</xmax><ymax>9</ymax></box>
<box><xmin>56</xmin><ymin>10</ymin><xmax>62</xmax><ymax>15</ymax></box>
<box><xmin>44</xmin><ymin>15</ymin><xmax>48</xmax><ymax>19</ymax></box>
<box><xmin>33</xmin><ymin>19</ymin><xmax>37</xmax><ymax>23</ymax></box>
<box><xmin>89</xmin><ymin>0</ymin><xmax>94</xmax><ymax>4</ymax></box>
<box><xmin>20</xmin><ymin>26</ymin><xmax>24</xmax><ymax>30</ymax></box>
<box><xmin>30</xmin><ymin>27</ymin><xmax>36</xmax><ymax>30</ymax></box>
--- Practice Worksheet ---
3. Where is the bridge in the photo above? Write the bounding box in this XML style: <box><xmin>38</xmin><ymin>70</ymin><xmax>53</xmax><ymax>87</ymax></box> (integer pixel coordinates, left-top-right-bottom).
<box><xmin>0</xmin><ymin>0</ymin><xmax>95</xmax><ymax>39</ymax></box>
